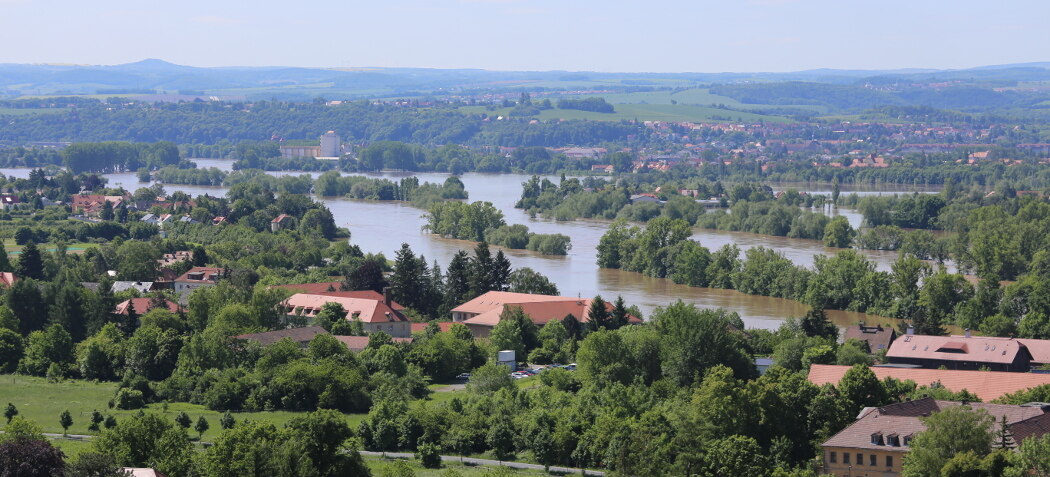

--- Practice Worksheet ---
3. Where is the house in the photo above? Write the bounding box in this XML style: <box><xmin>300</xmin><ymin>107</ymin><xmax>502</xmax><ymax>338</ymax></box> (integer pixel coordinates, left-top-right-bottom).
<box><xmin>174</xmin><ymin>267</ymin><xmax>225</xmax><ymax>295</ymax></box>
<box><xmin>212</xmin><ymin>216</ymin><xmax>227</xmax><ymax>225</ymax></box>
<box><xmin>233</xmin><ymin>326</ymin><xmax>328</xmax><ymax>348</ymax></box>
<box><xmin>0</xmin><ymin>272</ymin><xmax>15</xmax><ymax>288</ymax></box>
<box><xmin>808</xmin><ymin>364</ymin><xmax>1050</xmax><ymax>402</ymax></box>
<box><xmin>629</xmin><ymin>193</ymin><xmax>662</xmax><ymax>204</ymax></box>
<box><xmin>334</xmin><ymin>335</ymin><xmax>414</xmax><ymax>353</ymax></box>
<box><xmin>450</xmin><ymin>291</ymin><xmax>641</xmax><ymax>338</ymax></box>
<box><xmin>822</xmin><ymin>398</ymin><xmax>1050</xmax><ymax>477</ymax></box>
<box><xmin>0</xmin><ymin>194</ymin><xmax>23</xmax><ymax>210</ymax></box>
<box><xmin>271</xmin><ymin>283</ymin><xmax>407</xmax><ymax>311</ymax></box>
<box><xmin>843</xmin><ymin>323</ymin><xmax>897</xmax><ymax>352</ymax></box>
<box><xmin>140</xmin><ymin>214</ymin><xmax>159</xmax><ymax>224</ymax></box>
<box><xmin>122</xmin><ymin>469</ymin><xmax>168</xmax><ymax>477</ymax></box>
<box><xmin>113</xmin><ymin>298</ymin><xmax>183</xmax><ymax>316</ymax></box>
<box><xmin>271</xmin><ymin>214</ymin><xmax>294</xmax><ymax>232</ymax></box>
<box><xmin>71</xmin><ymin>194</ymin><xmax>126</xmax><ymax>217</ymax></box>
<box><xmin>281</xmin><ymin>291</ymin><xmax>411</xmax><ymax>337</ymax></box>
<box><xmin>111</xmin><ymin>281</ymin><xmax>161</xmax><ymax>293</ymax></box>
<box><xmin>158</xmin><ymin>251</ymin><xmax>194</xmax><ymax>268</ymax></box>
<box><xmin>886</xmin><ymin>333</ymin><xmax>1035</xmax><ymax>372</ymax></box>
<box><xmin>590</xmin><ymin>164</ymin><xmax>614</xmax><ymax>173</ymax></box>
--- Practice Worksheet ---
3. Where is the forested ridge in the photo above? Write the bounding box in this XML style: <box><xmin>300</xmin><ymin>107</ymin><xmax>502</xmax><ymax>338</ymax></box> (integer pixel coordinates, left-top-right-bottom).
<box><xmin>0</xmin><ymin>100</ymin><xmax>648</xmax><ymax>147</ymax></box>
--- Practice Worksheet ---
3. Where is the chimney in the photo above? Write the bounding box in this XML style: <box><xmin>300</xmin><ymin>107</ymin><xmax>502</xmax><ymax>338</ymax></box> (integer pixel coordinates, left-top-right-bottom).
<box><xmin>907</xmin><ymin>325</ymin><xmax>915</xmax><ymax>335</ymax></box>
<box><xmin>383</xmin><ymin>287</ymin><xmax>392</xmax><ymax>307</ymax></box>
<box><xmin>965</xmin><ymin>328</ymin><xmax>971</xmax><ymax>338</ymax></box>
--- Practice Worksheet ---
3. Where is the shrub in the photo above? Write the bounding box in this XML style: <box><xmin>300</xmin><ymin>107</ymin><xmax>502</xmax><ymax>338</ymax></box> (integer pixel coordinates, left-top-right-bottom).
<box><xmin>114</xmin><ymin>389</ymin><xmax>145</xmax><ymax>410</ymax></box>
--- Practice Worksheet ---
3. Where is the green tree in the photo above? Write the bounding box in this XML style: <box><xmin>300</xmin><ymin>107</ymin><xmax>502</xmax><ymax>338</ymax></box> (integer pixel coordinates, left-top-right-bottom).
<box><xmin>4</xmin><ymin>403</ymin><xmax>17</xmax><ymax>424</ymax></box>
<box><xmin>89</xmin><ymin>410</ymin><xmax>104</xmax><ymax>432</ymax></box>
<box><xmin>417</xmin><ymin>441</ymin><xmax>442</xmax><ymax>469</ymax></box>
<box><xmin>489</xmin><ymin>306</ymin><xmax>538</xmax><ymax>359</ymax></box>
<box><xmin>652</xmin><ymin>301</ymin><xmax>754</xmax><ymax>385</ymax></box>
<box><xmin>174</xmin><ymin>411</ymin><xmax>191</xmax><ymax>429</ymax></box>
<box><xmin>798</xmin><ymin>308</ymin><xmax>838</xmax><ymax>340</ymax></box>
<box><xmin>15</xmin><ymin>241</ymin><xmax>43</xmax><ymax>280</ymax></box>
<box><xmin>703</xmin><ymin>435</ymin><xmax>769</xmax><ymax>477</ymax></box>
<box><xmin>60</xmin><ymin>409</ymin><xmax>73</xmax><ymax>435</ymax></box>
<box><xmin>822</xmin><ymin>216</ymin><xmax>855</xmax><ymax>248</ymax></box>
<box><xmin>467</xmin><ymin>362</ymin><xmax>514</xmax><ymax>395</ymax></box>
<box><xmin>506</xmin><ymin>267</ymin><xmax>559</xmax><ymax>295</ymax></box>
<box><xmin>0</xmin><ymin>329</ymin><xmax>23</xmax><ymax>373</ymax></box>
<box><xmin>0</xmin><ymin>242</ymin><xmax>11</xmax><ymax>273</ymax></box>
<box><xmin>486</xmin><ymin>414</ymin><xmax>515</xmax><ymax>461</ymax></box>
<box><xmin>576</xmin><ymin>329</ymin><xmax>635</xmax><ymax>386</ymax></box>
<box><xmin>902</xmin><ymin>406</ymin><xmax>994</xmax><ymax>477</ymax></box>
<box><xmin>194</xmin><ymin>416</ymin><xmax>210</xmax><ymax>440</ymax></box>
<box><xmin>18</xmin><ymin>323</ymin><xmax>74</xmax><ymax>376</ymax></box>
<box><xmin>220</xmin><ymin>411</ymin><xmax>236</xmax><ymax>430</ymax></box>
<box><xmin>837</xmin><ymin>364</ymin><xmax>889</xmax><ymax>413</ymax></box>
<box><xmin>1016</xmin><ymin>433</ymin><xmax>1050</xmax><ymax>476</ymax></box>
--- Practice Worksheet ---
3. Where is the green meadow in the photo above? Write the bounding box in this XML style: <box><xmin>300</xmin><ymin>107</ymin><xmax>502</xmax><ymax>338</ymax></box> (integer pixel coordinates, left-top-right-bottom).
<box><xmin>1</xmin><ymin>374</ymin><xmax>471</xmax><ymax>441</ymax></box>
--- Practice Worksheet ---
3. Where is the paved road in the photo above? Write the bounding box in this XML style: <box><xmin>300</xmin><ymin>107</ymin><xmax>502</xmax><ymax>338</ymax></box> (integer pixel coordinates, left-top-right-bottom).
<box><xmin>37</xmin><ymin>433</ymin><xmax>604</xmax><ymax>476</ymax></box>
<box><xmin>360</xmin><ymin>451</ymin><xmax>605</xmax><ymax>476</ymax></box>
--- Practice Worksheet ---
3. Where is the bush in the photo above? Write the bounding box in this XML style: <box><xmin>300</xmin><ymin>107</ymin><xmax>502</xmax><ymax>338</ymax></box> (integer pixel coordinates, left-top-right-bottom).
<box><xmin>417</xmin><ymin>441</ymin><xmax>442</xmax><ymax>468</ymax></box>
<box><xmin>114</xmin><ymin>388</ymin><xmax>145</xmax><ymax>410</ymax></box>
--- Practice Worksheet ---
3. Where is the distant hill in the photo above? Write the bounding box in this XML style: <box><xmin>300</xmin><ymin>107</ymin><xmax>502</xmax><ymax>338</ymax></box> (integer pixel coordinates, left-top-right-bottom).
<box><xmin>1</xmin><ymin>59</ymin><xmax>1048</xmax><ymax>110</ymax></box>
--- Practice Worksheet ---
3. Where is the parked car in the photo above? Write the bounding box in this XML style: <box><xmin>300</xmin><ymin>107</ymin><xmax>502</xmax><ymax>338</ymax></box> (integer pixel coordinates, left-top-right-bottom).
<box><xmin>456</xmin><ymin>373</ymin><xmax>471</xmax><ymax>380</ymax></box>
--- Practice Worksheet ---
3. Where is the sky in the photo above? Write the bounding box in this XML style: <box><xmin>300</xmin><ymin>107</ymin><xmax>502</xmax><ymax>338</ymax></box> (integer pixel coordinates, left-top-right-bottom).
<box><xmin>1</xmin><ymin>0</ymin><xmax>1047</xmax><ymax>72</ymax></box>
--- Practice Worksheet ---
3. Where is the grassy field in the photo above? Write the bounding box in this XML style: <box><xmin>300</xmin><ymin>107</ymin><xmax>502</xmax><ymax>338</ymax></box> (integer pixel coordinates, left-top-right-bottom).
<box><xmin>46</xmin><ymin>438</ymin><xmax>551</xmax><ymax>475</ymax></box>
<box><xmin>3</xmin><ymin>239</ymin><xmax>99</xmax><ymax>255</ymax></box>
<box><xmin>0</xmin><ymin>375</ymin><xmax>469</xmax><ymax>441</ymax></box>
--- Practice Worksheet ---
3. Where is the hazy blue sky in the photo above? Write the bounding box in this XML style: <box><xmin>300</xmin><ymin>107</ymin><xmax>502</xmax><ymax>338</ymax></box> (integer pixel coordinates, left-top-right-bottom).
<box><xmin>1</xmin><ymin>0</ymin><xmax>1047</xmax><ymax>72</ymax></box>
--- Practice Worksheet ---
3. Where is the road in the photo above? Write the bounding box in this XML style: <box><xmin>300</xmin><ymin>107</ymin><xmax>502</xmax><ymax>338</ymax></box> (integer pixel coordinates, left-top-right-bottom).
<box><xmin>38</xmin><ymin>433</ymin><xmax>605</xmax><ymax>476</ymax></box>
<box><xmin>359</xmin><ymin>451</ymin><xmax>605</xmax><ymax>476</ymax></box>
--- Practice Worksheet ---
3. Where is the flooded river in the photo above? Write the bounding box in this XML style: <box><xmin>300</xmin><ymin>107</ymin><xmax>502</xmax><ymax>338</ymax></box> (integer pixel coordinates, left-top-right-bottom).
<box><xmin>5</xmin><ymin>161</ymin><xmax>941</xmax><ymax>330</ymax></box>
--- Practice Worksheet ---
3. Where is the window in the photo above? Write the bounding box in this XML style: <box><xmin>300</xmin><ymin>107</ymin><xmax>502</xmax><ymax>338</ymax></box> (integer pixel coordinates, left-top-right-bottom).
<box><xmin>844</xmin><ymin>453</ymin><xmax>850</xmax><ymax>464</ymax></box>
<box><xmin>857</xmin><ymin>453</ymin><xmax>863</xmax><ymax>465</ymax></box>
<box><xmin>830</xmin><ymin>452</ymin><xmax>837</xmax><ymax>463</ymax></box>
<box><xmin>870</xmin><ymin>454</ymin><xmax>876</xmax><ymax>466</ymax></box>
<box><xmin>886</xmin><ymin>455</ymin><xmax>893</xmax><ymax>467</ymax></box>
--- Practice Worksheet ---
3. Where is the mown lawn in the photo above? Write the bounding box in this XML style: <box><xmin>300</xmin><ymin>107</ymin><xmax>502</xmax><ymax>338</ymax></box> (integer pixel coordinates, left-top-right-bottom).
<box><xmin>0</xmin><ymin>374</ymin><xmax>399</xmax><ymax>440</ymax></box>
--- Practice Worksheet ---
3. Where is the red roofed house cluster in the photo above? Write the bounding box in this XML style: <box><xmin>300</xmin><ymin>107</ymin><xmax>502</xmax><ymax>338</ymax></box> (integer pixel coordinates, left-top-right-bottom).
<box><xmin>71</xmin><ymin>194</ymin><xmax>126</xmax><ymax>217</ymax></box>
<box><xmin>450</xmin><ymin>291</ymin><xmax>641</xmax><ymax>337</ymax></box>
<box><xmin>282</xmin><ymin>289</ymin><xmax>410</xmax><ymax>338</ymax></box>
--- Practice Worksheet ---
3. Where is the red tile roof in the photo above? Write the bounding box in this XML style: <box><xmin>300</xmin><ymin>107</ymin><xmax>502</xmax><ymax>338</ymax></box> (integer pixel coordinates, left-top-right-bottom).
<box><xmin>843</xmin><ymin>324</ymin><xmax>896</xmax><ymax>351</ymax></box>
<box><xmin>283</xmin><ymin>293</ymin><xmax>408</xmax><ymax>324</ymax></box>
<box><xmin>0</xmin><ymin>272</ymin><xmax>16</xmax><ymax>287</ymax></box>
<box><xmin>233</xmin><ymin>326</ymin><xmax>328</xmax><ymax>347</ymax></box>
<box><xmin>823</xmin><ymin>397</ymin><xmax>1046</xmax><ymax>451</ymax></box>
<box><xmin>887</xmin><ymin>334</ymin><xmax>1027</xmax><ymax>365</ymax></box>
<box><xmin>175</xmin><ymin>267</ymin><xmax>225</xmax><ymax>283</ymax></box>
<box><xmin>808</xmin><ymin>364</ymin><xmax>1050</xmax><ymax>402</ymax></box>
<box><xmin>409</xmin><ymin>322</ymin><xmax>458</xmax><ymax>334</ymax></box>
<box><xmin>113</xmin><ymin>298</ymin><xmax>183</xmax><ymax>316</ymax></box>
<box><xmin>461</xmin><ymin>297</ymin><xmax>642</xmax><ymax>328</ymax></box>
<box><xmin>272</xmin><ymin>283</ymin><xmax>405</xmax><ymax>310</ymax></box>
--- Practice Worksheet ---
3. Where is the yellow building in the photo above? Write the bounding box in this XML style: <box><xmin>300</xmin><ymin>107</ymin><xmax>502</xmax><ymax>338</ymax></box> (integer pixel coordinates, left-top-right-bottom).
<box><xmin>822</xmin><ymin>398</ymin><xmax>1050</xmax><ymax>477</ymax></box>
